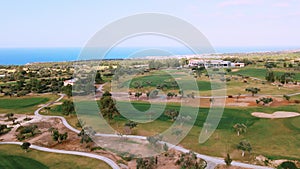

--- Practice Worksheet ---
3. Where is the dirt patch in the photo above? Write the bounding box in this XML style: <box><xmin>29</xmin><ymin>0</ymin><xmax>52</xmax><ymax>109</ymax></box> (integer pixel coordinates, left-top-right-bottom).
<box><xmin>251</xmin><ymin>111</ymin><xmax>300</xmax><ymax>119</ymax></box>
<box><xmin>215</xmin><ymin>165</ymin><xmax>250</xmax><ymax>169</ymax></box>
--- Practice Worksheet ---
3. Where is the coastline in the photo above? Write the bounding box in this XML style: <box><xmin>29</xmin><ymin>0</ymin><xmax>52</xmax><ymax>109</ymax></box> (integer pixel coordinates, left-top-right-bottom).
<box><xmin>0</xmin><ymin>46</ymin><xmax>299</xmax><ymax>66</ymax></box>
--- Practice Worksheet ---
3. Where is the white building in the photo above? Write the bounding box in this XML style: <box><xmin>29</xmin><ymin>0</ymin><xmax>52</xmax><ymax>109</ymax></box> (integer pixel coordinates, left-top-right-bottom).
<box><xmin>64</xmin><ymin>78</ymin><xmax>77</xmax><ymax>86</ymax></box>
<box><xmin>188</xmin><ymin>59</ymin><xmax>244</xmax><ymax>68</ymax></box>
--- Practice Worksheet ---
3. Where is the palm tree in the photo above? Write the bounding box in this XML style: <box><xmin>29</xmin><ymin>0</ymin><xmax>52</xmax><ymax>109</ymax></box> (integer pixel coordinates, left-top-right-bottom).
<box><xmin>233</xmin><ymin>123</ymin><xmax>247</xmax><ymax>136</ymax></box>
<box><xmin>237</xmin><ymin>140</ymin><xmax>252</xmax><ymax>157</ymax></box>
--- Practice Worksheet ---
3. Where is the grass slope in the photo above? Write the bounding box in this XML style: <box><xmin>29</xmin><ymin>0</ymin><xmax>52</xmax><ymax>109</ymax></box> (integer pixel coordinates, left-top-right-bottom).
<box><xmin>0</xmin><ymin>145</ymin><xmax>111</xmax><ymax>169</ymax></box>
<box><xmin>0</xmin><ymin>154</ymin><xmax>48</xmax><ymax>169</ymax></box>
<box><xmin>0</xmin><ymin>97</ymin><xmax>49</xmax><ymax>109</ymax></box>
<box><xmin>0</xmin><ymin>95</ymin><xmax>57</xmax><ymax>114</ymax></box>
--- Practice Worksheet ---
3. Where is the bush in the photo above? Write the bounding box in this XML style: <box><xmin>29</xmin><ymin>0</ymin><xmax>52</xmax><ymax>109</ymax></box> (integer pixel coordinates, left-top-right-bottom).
<box><xmin>295</xmin><ymin>100</ymin><xmax>300</xmax><ymax>104</ymax></box>
<box><xmin>277</xmin><ymin>161</ymin><xmax>298</xmax><ymax>169</ymax></box>
<box><xmin>224</xmin><ymin>153</ymin><xmax>232</xmax><ymax>166</ymax></box>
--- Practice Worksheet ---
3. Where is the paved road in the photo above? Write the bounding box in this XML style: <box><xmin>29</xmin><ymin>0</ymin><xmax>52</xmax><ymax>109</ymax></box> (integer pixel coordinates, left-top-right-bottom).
<box><xmin>0</xmin><ymin>142</ymin><xmax>120</xmax><ymax>169</ymax></box>
<box><xmin>34</xmin><ymin>93</ymin><xmax>274</xmax><ymax>169</ymax></box>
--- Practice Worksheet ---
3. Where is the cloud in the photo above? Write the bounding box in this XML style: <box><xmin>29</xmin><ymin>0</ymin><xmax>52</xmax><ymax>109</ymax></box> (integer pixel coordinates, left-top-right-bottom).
<box><xmin>218</xmin><ymin>0</ymin><xmax>259</xmax><ymax>7</ymax></box>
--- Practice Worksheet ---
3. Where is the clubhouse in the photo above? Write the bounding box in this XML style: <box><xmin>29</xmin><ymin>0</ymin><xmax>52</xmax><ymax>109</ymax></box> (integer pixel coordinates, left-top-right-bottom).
<box><xmin>188</xmin><ymin>59</ymin><xmax>245</xmax><ymax>68</ymax></box>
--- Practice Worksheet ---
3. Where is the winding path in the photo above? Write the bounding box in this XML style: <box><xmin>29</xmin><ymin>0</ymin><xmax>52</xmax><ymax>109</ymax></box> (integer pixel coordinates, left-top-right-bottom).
<box><xmin>77</xmin><ymin>86</ymin><xmax>275</xmax><ymax>169</ymax></box>
<box><xmin>1</xmin><ymin>94</ymin><xmax>119</xmax><ymax>169</ymax></box>
<box><xmin>2</xmin><ymin>92</ymin><xmax>275</xmax><ymax>169</ymax></box>
<box><xmin>0</xmin><ymin>142</ymin><xmax>119</xmax><ymax>169</ymax></box>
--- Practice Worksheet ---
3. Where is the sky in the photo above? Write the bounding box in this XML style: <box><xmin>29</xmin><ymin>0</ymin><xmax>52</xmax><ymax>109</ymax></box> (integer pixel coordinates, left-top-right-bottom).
<box><xmin>0</xmin><ymin>0</ymin><xmax>300</xmax><ymax>48</ymax></box>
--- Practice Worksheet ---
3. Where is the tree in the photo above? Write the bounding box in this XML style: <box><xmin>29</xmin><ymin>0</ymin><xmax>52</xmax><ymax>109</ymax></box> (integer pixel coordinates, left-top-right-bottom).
<box><xmin>164</xmin><ymin>109</ymin><xmax>179</xmax><ymax>121</ymax></box>
<box><xmin>224</xmin><ymin>153</ymin><xmax>232</xmax><ymax>166</ymax></box>
<box><xmin>179</xmin><ymin>89</ymin><xmax>184</xmax><ymax>98</ymax></box>
<box><xmin>233</xmin><ymin>123</ymin><xmax>247</xmax><ymax>136</ymax></box>
<box><xmin>187</xmin><ymin>92</ymin><xmax>195</xmax><ymax>99</ymax></box>
<box><xmin>194</xmin><ymin>68</ymin><xmax>203</xmax><ymax>78</ymax></box>
<box><xmin>4</xmin><ymin>113</ymin><xmax>14</xmax><ymax>120</ymax></box>
<box><xmin>102</xmin><ymin>91</ymin><xmax>112</xmax><ymax>97</ymax></box>
<box><xmin>175</xmin><ymin>151</ymin><xmax>207</xmax><ymax>169</ymax></box>
<box><xmin>277</xmin><ymin>161</ymin><xmax>298</xmax><ymax>169</ymax></box>
<box><xmin>51</xmin><ymin>129</ymin><xmax>68</xmax><ymax>143</ymax></box>
<box><xmin>283</xmin><ymin>95</ymin><xmax>291</xmax><ymax>102</ymax></box>
<box><xmin>124</xmin><ymin>121</ymin><xmax>138</xmax><ymax>129</ymax></box>
<box><xmin>134</xmin><ymin>92</ymin><xmax>142</xmax><ymax>99</ymax></box>
<box><xmin>62</xmin><ymin>100</ymin><xmax>75</xmax><ymax>115</ymax></box>
<box><xmin>95</xmin><ymin>71</ymin><xmax>103</xmax><ymax>84</ymax></box>
<box><xmin>136</xmin><ymin>157</ymin><xmax>156</xmax><ymax>169</ymax></box>
<box><xmin>266</xmin><ymin>70</ymin><xmax>275</xmax><ymax>82</ymax></box>
<box><xmin>21</xmin><ymin>142</ymin><xmax>31</xmax><ymax>152</ymax></box>
<box><xmin>279</xmin><ymin>73</ymin><xmax>295</xmax><ymax>84</ymax></box>
<box><xmin>256</xmin><ymin>97</ymin><xmax>273</xmax><ymax>106</ymax></box>
<box><xmin>78</xmin><ymin>128</ymin><xmax>93</xmax><ymax>144</ymax></box>
<box><xmin>245</xmin><ymin>87</ymin><xmax>260</xmax><ymax>96</ymax></box>
<box><xmin>99</xmin><ymin>91</ymin><xmax>119</xmax><ymax>121</ymax></box>
<box><xmin>237</xmin><ymin>140</ymin><xmax>252</xmax><ymax>157</ymax></box>
<box><xmin>167</xmin><ymin>92</ymin><xmax>175</xmax><ymax>98</ymax></box>
<box><xmin>62</xmin><ymin>84</ymin><xmax>72</xmax><ymax>98</ymax></box>
<box><xmin>132</xmin><ymin>81</ymin><xmax>143</xmax><ymax>89</ymax></box>
<box><xmin>265</xmin><ymin>62</ymin><xmax>277</xmax><ymax>69</ymax></box>
<box><xmin>0</xmin><ymin>124</ymin><xmax>10</xmax><ymax>135</ymax></box>
<box><xmin>146</xmin><ymin>136</ymin><xmax>159</xmax><ymax>146</ymax></box>
<box><xmin>163</xmin><ymin>143</ymin><xmax>169</xmax><ymax>152</ymax></box>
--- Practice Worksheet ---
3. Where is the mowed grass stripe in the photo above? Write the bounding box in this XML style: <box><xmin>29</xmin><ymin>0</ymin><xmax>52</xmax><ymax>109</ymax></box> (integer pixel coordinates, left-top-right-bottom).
<box><xmin>0</xmin><ymin>97</ymin><xmax>49</xmax><ymax>109</ymax></box>
<box><xmin>0</xmin><ymin>154</ymin><xmax>48</xmax><ymax>169</ymax></box>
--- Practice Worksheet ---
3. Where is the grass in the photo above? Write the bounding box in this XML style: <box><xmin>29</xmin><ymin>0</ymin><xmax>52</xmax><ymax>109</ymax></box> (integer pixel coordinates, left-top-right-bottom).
<box><xmin>231</xmin><ymin>68</ymin><xmax>267</xmax><ymax>79</ymax></box>
<box><xmin>65</xmin><ymin>98</ymin><xmax>300</xmax><ymax>161</ymax></box>
<box><xmin>0</xmin><ymin>95</ymin><xmax>58</xmax><ymax>114</ymax></box>
<box><xmin>119</xmin><ymin>70</ymin><xmax>224</xmax><ymax>92</ymax></box>
<box><xmin>0</xmin><ymin>154</ymin><xmax>48</xmax><ymax>169</ymax></box>
<box><xmin>65</xmin><ymin>99</ymin><xmax>300</xmax><ymax>161</ymax></box>
<box><xmin>0</xmin><ymin>97</ymin><xmax>49</xmax><ymax>109</ymax></box>
<box><xmin>41</xmin><ymin>103</ymin><xmax>80</xmax><ymax>130</ymax></box>
<box><xmin>231</xmin><ymin>67</ymin><xmax>300</xmax><ymax>81</ymax></box>
<box><xmin>107</xmin><ymin>101</ymin><xmax>300</xmax><ymax>161</ymax></box>
<box><xmin>0</xmin><ymin>145</ymin><xmax>111</xmax><ymax>169</ymax></box>
<box><xmin>115</xmin><ymin>69</ymin><xmax>298</xmax><ymax>97</ymax></box>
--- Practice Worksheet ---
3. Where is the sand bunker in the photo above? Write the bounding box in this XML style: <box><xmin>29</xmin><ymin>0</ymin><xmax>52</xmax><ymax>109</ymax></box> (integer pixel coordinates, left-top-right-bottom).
<box><xmin>252</xmin><ymin>111</ymin><xmax>300</xmax><ymax>119</ymax></box>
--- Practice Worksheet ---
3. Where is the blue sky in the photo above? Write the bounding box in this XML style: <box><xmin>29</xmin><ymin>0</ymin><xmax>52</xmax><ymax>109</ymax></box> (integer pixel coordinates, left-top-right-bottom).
<box><xmin>0</xmin><ymin>0</ymin><xmax>300</xmax><ymax>48</ymax></box>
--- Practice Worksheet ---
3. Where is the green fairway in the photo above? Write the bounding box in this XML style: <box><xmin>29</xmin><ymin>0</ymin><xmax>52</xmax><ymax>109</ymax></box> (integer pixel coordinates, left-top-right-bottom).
<box><xmin>231</xmin><ymin>68</ymin><xmax>300</xmax><ymax>81</ymax></box>
<box><xmin>0</xmin><ymin>97</ymin><xmax>49</xmax><ymax>109</ymax></box>
<box><xmin>0</xmin><ymin>154</ymin><xmax>48</xmax><ymax>169</ymax></box>
<box><xmin>44</xmin><ymin>95</ymin><xmax>300</xmax><ymax>162</ymax></box>
<box><xmin>109</xmin><ymin>101</ymin><xmax>300</xmax><ymax>160</ymax></box>
<box><xmin>0</xmin><ymin>145</ymin><xmax>111</xmax><ymax>169</ymax></box>
<box><xmin>123</xmin><ymin>71</ymin><xmax>224</xmax><ymax>92</ymax></box>
<box><xmin>0</xmin><ymin>95</ymin><xmax>58</xmax><ymax>114</ymax></box>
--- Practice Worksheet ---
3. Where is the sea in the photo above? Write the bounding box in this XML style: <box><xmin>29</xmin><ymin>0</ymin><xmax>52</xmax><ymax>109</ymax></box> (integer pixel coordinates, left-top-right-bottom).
<box><xmin>0</xmin><ymin>46</ymin><xmax>299</xmax><ymax>65</ymax></box>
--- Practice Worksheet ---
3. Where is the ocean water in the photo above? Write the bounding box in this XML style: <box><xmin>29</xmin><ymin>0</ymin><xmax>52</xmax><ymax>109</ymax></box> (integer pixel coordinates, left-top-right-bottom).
<box><xmin>0</xmin><ymin>46</ymin><xmax>298</xmax><ymax>65</ymax></box>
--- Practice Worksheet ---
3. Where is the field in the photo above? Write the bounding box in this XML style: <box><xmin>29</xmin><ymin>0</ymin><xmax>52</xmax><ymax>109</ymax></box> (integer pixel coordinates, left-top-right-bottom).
<box><xmin>0</xmin><ymin>145</ymin><xmax>111</xmax><ymax>169</ymax></box>
<box><xmin>109</xmin><ymin>101</ymin><xmax>300</xmax><ymax>161</ymax></box>
<box><xmin>0</xmin><ymin>95</ymin><xmax>57</xmax><ymax>114</ymax></box>
<box><xmin>41</xmin><ymin>103</ymin><xmax>80</xmax><ymax>130</ymax></box>
<box><xmin>0</xmin><ymin>154</ymin><xmax>48</xmax><ymax>169</ymax></box>
<box><xmin>53</xmin><ymin>98</ymin><xmax>300</xmax><ymax>161</ymax></box>
<box><xmin>231</xmin><ymin>67</ymin><xmax>300</xmax><ymax>81</ymax></box>
<box><xmin>119</xmin><ymin>69</ymin><xmax>300</xmax><ymax>97</ymax></box>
